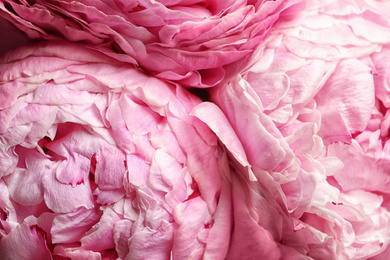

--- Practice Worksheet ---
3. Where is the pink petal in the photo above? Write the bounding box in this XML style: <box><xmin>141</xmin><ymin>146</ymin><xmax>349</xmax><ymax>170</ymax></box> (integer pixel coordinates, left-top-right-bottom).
<box><xmin>316</xmin><ymin>59</ymin><xmax>375</xmax><ymax>145</ymax></box>
<box><xmin>0</xmin><ymin>222</ymin><xmax>51</xmax><ymax>260</ymax></box>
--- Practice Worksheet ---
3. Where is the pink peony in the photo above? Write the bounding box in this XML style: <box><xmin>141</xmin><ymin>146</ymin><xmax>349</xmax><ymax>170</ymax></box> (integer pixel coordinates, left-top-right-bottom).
<box><xmin>1</xmin><ymin>0</ymin><xmax>390</xmax><ymax>259</ymax></box>
<box><xmin>207</xmin><ymin>0</ymin><xmax>390</xmax><ymax>258</ymax></box>
<box><xmin>0</xmin><ymin>41</ymin><xmax>232</xmax><ymax>259</ymax></box>
<box><xmin>0</xmin><ymin>0</ymin><xmax>305</xmax><ymax>87</ymax></box>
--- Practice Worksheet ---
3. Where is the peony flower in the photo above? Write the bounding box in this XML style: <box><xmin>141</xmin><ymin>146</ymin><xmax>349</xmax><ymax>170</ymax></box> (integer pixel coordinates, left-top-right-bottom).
<box><xmin>206</xmin><ymin>0</ymin><xmax>390</xmax><ymax>258</ymax></box>
<box><xmin>0</xmin><ymin>41</ymin><xmax>232</xmax><ymax>259</ymax></box>
<box><xmin>1</xmin><ymin>0</ymin><xmax>390</xmax><ymax>259</ymax></box>
<box><xmin>0</xmin><ymin>0</ymin><xmax>305</xmax><ymax>87</ymax></box>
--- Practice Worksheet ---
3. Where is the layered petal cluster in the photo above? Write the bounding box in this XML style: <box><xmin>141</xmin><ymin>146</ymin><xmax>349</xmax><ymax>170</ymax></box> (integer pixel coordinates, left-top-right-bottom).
<box><xmin>0</xmin><ymin>42</ymin><xmax>231</xmax><ymax>259</ymax></box>
<box><xmin>209</xmin><ymin>0</ymin><xmax>390</xmax><ymax>258</ymax></box>
<box><xmin>1</xmin><ymin>0</ymin><xmax>390</xmax><ymax>259</ymax></box>
<box><xmin>0</xmin><ymin>0</ymin><xmax>305</xmax><ymax>87</ymax></box>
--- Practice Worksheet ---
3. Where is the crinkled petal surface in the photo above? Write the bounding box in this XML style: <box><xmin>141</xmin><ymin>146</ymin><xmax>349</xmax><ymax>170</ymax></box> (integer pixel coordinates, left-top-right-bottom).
<box><xmin>208</xmin><ymin>0</ymin><xmax>390</xmax><ymax>258</ymax></box>
<box><xmin>1</xmin><ymin>0</ymin><xmax>390</xmax><ymax>259</ymax></box>
<box><xmin>0</xmin><ymin>41</ymin><xmax>231</xmax><ymax>259</ymax></box>
<box><xmin>0</xmin><ymin>0</ymin><xmax>305</xmax><ymax>87</ymax></box>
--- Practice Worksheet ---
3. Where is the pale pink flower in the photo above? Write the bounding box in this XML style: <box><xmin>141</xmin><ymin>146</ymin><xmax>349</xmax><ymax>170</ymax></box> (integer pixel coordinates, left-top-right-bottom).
<box><xmin>1</xmin><ymin>0</ymin><xmax>390</xmax><ymax>259</ymax></box>
<box><xmin>0</xmin><ymin>0</ymin><xmax>305</xmax><ymax>87</ymax></box>
<box><xmin>0</xmin><ymin>41</ymin><xmax>231</xmax><ymax>259</ymax></box>
<box><xmin>206</xmin><ymin>0</ymin><xmax>390</xmax><ymax>258</ymax></box>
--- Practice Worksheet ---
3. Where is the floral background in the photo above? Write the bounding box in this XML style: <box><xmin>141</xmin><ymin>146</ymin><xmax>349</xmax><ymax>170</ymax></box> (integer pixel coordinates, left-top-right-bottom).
<box><xmin>0</xmin><ymin>0</ymin><xmax>390</xmax><ymax>259</ymax></box>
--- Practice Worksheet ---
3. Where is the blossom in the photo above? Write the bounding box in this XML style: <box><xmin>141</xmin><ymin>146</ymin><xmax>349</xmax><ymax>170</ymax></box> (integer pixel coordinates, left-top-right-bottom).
<box><xmin>1</xmin><ymin>0</ymin><xmax>390</xmax><ymax>259</ymax></box>
<box><xmin>0</xmin><ymin>41</ymin><xmax>231</xmax><ymax>259</ymax></box>
<box><xmin>0</xmin><ymin>0</ymin><xmax>305</xmax><ymax>87</ymax></box>
<box><xmin>206</xmin><ymin>0</ymin><xmax>390</xmax><ymax>258</ymax></box>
